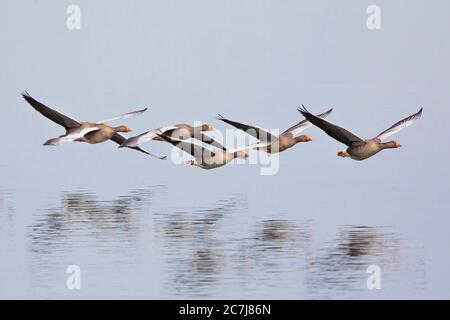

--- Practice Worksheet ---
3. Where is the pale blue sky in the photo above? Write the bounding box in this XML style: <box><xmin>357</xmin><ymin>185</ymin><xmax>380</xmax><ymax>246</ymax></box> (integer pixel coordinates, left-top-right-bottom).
<box><xmin>1</xmin><ymin>1</ymin><xmax>448</xmax><ymax>191</ymax></box>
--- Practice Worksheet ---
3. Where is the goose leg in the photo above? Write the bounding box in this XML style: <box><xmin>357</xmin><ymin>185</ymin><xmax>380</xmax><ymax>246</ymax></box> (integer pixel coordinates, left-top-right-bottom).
<box><xmin>337</xmin><ymin>151</ymin><xmax>350</xmax><ymax>158</ymax></box>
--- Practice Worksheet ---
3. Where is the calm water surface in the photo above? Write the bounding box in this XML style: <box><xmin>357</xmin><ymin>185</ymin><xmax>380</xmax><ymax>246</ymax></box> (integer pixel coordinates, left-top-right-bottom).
<box><xmin>0</xmin><ymin>183</ymin><xmax>432</xmax><ymax>299</ymax></box>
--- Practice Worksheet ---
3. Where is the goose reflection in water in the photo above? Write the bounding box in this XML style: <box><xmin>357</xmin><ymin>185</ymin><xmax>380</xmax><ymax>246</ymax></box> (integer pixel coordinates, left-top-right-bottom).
<box><xmin>25</xmin><ymin>187</ymin><xmax>167</xmax><ymax>296</ymax></box>
<box><xmin>153</xmin><ymin>198</ymin><xmax>315</xmax><ymax>298</ymax></box>
<box><xmin>152</xmin><ymin>195</ymin><xmax>247</xmax><ymax>297</ymax></box>
<box><xmin>23</xmin><ymin>188</ymin><xmax>424</xmax><ymax>298</ymax></box>
<box><xmin>154</xmin><ymin>206</ymin><xmax>423</xmax><ymax>299</ymax></box>
<box><xmin>303</xmin><ymin>226</ymin><xmax>424</xmax><ymax>298</ymax></box>
<box><xmin>0</xmin><ymin>190</ymin><xmax>14</xmax><ymax>234</ymax></box>
<box><xmin>234</xmin><ymin>219</ymin><xmax>314</xmax><ymax>277</ymax></box>
<box><xmin>28</xmin><ymin>188</ymin><xmax>157</xmax><ymax>255</ymax></box>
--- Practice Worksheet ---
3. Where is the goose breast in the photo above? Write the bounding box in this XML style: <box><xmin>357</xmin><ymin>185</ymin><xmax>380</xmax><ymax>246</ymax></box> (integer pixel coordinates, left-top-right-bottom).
<box><xmin>347</xmin><ymin>140</ymin><xmax>382</xmax><ymax>161</ymax></box>
<box><xmin>83</xmin><ymin>124</ymin><xmax>115</xmax><ymax>144</ymax></box>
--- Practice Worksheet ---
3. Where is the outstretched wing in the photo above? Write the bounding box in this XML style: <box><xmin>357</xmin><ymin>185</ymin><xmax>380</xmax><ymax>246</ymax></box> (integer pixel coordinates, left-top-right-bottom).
<box><xmin>22</xmin><ymin>91</ymin><xmax>80</xmax><ymax>130</ymax></box>
<box><xmin>44</xmin><ymin>127</ymin><xmax>100</xmax><ymax>146</ymax></box>
<box><xmin>375</xmin><ymin>108</ymin><xmax>423</xmax><ymax>141</ymax></box>
<box><xmin>156</xmin><ymin>132</ymin><xmax>214</xmax><ymax>162</ymax></box>
<box><xmin>97</xmin><ymin>108</ymin><xmax>148</xmax><ymax>124</ymax></box>
<box><xmin>120</xmin><ymin>126</ymin><xmax>179</xmax><ymax>148</ymax></box>
<box><xmin>283</xmin><ymin>108</ymin><xmax>333</xmax><ymax>137</ymax></box>
<box><xmin>112</xmin><ymin>133</ymin><xmax>166</xmax><ymax>159</ymax></box>
<box><xmin>217</xmin><ymin>114</ymin><xmax>278</xmax><ymax>143</ymax></box>
<box><xmin>298</xmin><ymin>106</ymin><xmax>364</xmax><ymax>147</ymax></box>
<box><xmin>227</xmin><ymin>142</ymin><xmax>268</xmax><ymax>153</ymax></box>
<box><xmin>195</xmin><ymin>132</ymin><xmax>228</xmax><ymax>151</ymax></box>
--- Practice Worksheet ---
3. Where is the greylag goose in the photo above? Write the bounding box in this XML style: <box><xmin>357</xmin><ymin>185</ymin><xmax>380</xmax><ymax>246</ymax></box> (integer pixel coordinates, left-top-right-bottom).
<box><xmin>119</xmin><ymin>123</ymin><xmax>214</xmax><ymax>149</ymax></box>
<box><xmin>155</xmin><ymin>131</ymin><xmax>250</xmax><ymax>170</ymax></box>
<box><xmin>22</xmin><ymin>92</ymin><xmax>165</xmax><ymax>159</ymax></box>
<box><xmin>298</xmin><ymin>106</ymin><xmax>423</xmax><ymax>161</ymax></box>
<box><xmin>217</xmin><ymin>108</ymin><xmax>333</xmax><ymax>153</ymax></box>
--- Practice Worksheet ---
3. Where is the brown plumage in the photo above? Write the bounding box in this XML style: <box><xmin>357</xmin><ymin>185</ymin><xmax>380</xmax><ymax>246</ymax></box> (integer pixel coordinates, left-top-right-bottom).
<box><xmin>21</xmin><ymin>91</ymin><xmax>156</xmax><ymax>156</ymax></box>
<box><xmin>217</xmin><ymin>108</ymin><xmax>332</xmax><ymax>154</ymax></box>
<box><xmin>151</xmin><ymin>124</ymin><xmax>214</xmax><ymax>141</ymax></box>
<box><xmin>256</xmin><ymin>133</ymin><xmax>312</xmax><ymax>154</ymax></box>
<box><xmin>156</xmin><ymin>131</ymin><xmax>248</xmax><ymax>170</ymax></box>
<box><xmin>71</xmin><ymin>123</ymin><xmax>132</xmax><ymax>144</ymax></box>
<box><xmin>298</xmin><ymin>106</ymin><xmax>422</xmax><ymax>161</ymax></box>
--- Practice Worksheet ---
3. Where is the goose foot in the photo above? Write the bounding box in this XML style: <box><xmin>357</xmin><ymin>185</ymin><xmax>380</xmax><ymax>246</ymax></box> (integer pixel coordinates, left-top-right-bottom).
<box><xmin>337</xmin><ymin>151</ymin><xmax>350</xmax><ymax>158</ymax></box>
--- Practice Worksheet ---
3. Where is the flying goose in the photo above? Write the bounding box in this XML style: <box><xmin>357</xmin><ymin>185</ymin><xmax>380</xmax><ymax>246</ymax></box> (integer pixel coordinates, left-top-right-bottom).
<box><xmin>217</xmin><ymin>108</ymin><xmax>333</xmax><ymax>153</ymax></box>
<box><xmin>22</xmin><ymin>92</ymin><xmax>165</xmax><ymax>159</ymax></box>
<box><xmin>155</xmin><ymin>131</ymin><xmax>250</xmax><ymax>170</ymax></box>
<box><xmin>119</xmin><ymin>124</ymin><xmax>215</xmax><ymax>149</ymax></box>
<box><xmin>298</xmin><ymin>106</ymin><xmax>423</xmax><ymax>161</ymax></box>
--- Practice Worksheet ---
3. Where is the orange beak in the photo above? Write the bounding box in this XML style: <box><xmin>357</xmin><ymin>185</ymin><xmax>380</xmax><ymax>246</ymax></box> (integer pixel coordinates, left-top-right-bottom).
<box><xmin>207</xmin><ymin>125</ymin><xmax>214</xmax><ymax>131</ymax></box>
<box><xmin>305</xmin><ymin>135</ymin><xmax>313</xmax><ymax>142</ymax></box>
<box><xmin>395</xmin><ymin>141</ymin><xmax>402</xmax><ymax>148</ymax></box>
<box><xmin>125</xmin><ymin>127</ymin><xmax>133</xmax><ymax>132</ymax></box>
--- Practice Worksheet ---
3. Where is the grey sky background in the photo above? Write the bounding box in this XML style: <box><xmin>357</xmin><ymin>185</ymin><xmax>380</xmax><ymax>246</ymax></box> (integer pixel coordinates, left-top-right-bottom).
<box><xmin>1</xmin><ymin>1</ymin><xmax>450</xmax><ymax>297</ymax></box>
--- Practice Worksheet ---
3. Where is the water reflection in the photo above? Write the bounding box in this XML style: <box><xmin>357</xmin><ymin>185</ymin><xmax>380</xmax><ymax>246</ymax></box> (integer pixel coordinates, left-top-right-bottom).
<box><xmin>154</xmin><ymin>205</ymin><xmax>424</xmax><ymax>298</ymax></box>
<box><xmin>19</xmin><ymin>188</ymin><xmax>425</xmax><ymax>298</ymax></box>
<box><xmin>0</xmin><ymin>190</ymin><xmax>14</xmax><ymax>236</ymax></box>
<box><xmin>28</xmin><ymin>189</ymin><xmax>156</xmax><ymax>254</ymax></box>
<box><xmin>153</xmin><ymin>195</ymin><xmax>246</xmax><ymax>297</ymax></box>
<box><xmin>26</xmin><ymin>187</ymin><xmax>164</xmax><ymax>295</ymax></box>
<box><xmin>304</xmin><ymin>226</ymin><xmax>408</xmax><ymax>298</ymax></box>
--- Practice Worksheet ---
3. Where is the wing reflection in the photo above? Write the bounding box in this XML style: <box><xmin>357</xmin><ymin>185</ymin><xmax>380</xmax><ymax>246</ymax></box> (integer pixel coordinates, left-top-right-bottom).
<box><xmin>22</xmin><ymin>187</ymin><xmax>424</xmax><ymax>299</ymax></box>
<box><xmin>154</xmin><ymin>208</ymin><xmax>424</xmax><ymax>298</ymax></box>
<box><xmin>303</xmin><ymin>225</ymin><xmax>420</xmax><ymax>298</ymax></box>
<box><xmin>152</xmin><ymin>195</ymin><xmax>246</xmax><ymax>297</ymax></box>
<box><xmin>28</xmin><ymin>188</ymin><xmax>157</xmax><ymax>255</ymax></box>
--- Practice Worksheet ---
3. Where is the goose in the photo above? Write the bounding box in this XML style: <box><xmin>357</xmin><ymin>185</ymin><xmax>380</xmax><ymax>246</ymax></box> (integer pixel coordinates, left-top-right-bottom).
<box><xmin>155</xmin><ymin>131</ymin><xmax>250</xmax><ymax>170</ymax></box>
<box><xmin>217</xmin><ymin>108</ymin><xmax>333</xmax><ymax>153</ymax></box>
<box><xmin>298</xmin><ymin>106</ymin><xmax>423</xmax><ymax>161</ymax></box>
<box><xmin>119</xmin><ymin>123</ymin><xmax>215</xmax><ymax>149</ymax></box>
<box><xmin>22</xmin><ymin>91</ymin><xmax>165</xmax><ymax>159</ymax></box>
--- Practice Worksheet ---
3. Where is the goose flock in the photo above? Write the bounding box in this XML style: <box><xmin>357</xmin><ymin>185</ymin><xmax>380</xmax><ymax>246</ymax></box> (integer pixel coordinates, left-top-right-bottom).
<box><xmin>22</xmin><ymin>92</ymin><xmax>423</xmax><ymax>169</ymax></box>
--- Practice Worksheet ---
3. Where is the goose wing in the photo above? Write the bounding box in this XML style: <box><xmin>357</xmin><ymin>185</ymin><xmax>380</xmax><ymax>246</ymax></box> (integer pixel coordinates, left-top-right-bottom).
<box><xmin>375</xmin><ymin>108</ymin><xmax>423</xmax><ymax>141</ymax></box>
<box><xmin>217</xmin><ymin>114</ymin><xmax>278</xmax><ymax>143</ymax></box>
<box><xmin>283</xmin><ymin>108</ymin><xmax>333</xmax><ymax>137</ymax></box>
<box><xmin>156</xmin><ymin>132</ymin><xmax>214</xmax><ymax>162</ymax></box>
<box><xmin>120</xmin><ymin>126</ymin><xmax>179</xmax><ymax>148</ymax></box>
<box><xmin>22</xmin><ymin>91</ymin><xmax>80</xmax><ymax>130</ymax></box>
<box><xmin>298</xmin><ymin>106</ymin><xmax>364</xmax><ymax>147</ymax></box>
<box><xmin>195</xmin><ymin>132</ymin><xmax>228</xmax><ymax>151</ymax></box>
<box><xmin>44</xmin><ymin>127</ymin><xmax>100</xmax><ymax>146</ymax></box>
<box><xmin>96</xmin><ymin>108</ymin><xmax>148</xmax><ymax>124</ymax></box>
<box><xmin>112</xmin><ymin>133</ymin><xmax>166</xmax><ymax>159</ymax></box>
